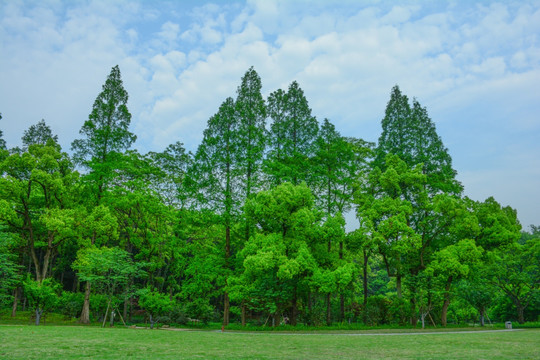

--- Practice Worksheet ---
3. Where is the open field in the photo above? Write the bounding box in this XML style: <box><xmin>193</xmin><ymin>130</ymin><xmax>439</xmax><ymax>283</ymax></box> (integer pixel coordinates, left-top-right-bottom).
<box><xmin>0</xmin><ymin>325</ymin><xmax>538</xmax><ymax>359</ymax></box>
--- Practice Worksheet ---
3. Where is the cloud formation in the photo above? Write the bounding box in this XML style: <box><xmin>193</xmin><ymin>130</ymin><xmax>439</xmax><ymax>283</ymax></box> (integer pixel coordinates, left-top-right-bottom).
<box><xmin>0</xmin><ymin>0</ymin><xmax>538</xmax><ymax>228</ymax></box>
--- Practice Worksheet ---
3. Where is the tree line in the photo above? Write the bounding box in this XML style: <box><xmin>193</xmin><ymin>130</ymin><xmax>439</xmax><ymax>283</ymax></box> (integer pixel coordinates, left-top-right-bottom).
<box><xmin>0</xmin><ymin>66</ymin><xmax>538</xmax><ymax>328</ymax></box>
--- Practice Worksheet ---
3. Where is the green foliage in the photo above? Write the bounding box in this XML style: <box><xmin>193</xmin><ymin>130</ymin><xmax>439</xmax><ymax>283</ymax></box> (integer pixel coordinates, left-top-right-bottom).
<box><xmin>1</xmin><ymin>69</ymin><xmax>538</xmax><ymax>332</ymax></box>
<box><xmin>0</xmin><ymin>231</ymin><xmax>22</xmax><ymax>306</ymax></box>
<box><xmin>138</xmin><ymin>288</ymin><xmax>174</xmax><ymax>328</ymax></box>
<box><xmin>266</xmin><ymin>81</ymin><xmax>319</xmax><ymax>186</ymax></box>
<box><xmin>23</xmin><ymin>277</ymin><xmax>60</xmax><ymax>325</ymax></box>
<box><xmin>21</xmin><ymin>119</ymin><xmax>59</xmax><ymax>150</ymax></box>
<box><xmin>73</xmin><ymin>246</ymin><xmax>141</xmax><ymax>296</ymax></box>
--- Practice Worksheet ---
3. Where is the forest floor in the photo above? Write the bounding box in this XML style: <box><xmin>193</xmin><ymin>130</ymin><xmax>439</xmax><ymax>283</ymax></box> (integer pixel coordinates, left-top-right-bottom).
<box><xmin>1</xmin><ymin>324</ymin><xmax>539</xmax><ymax>359</ymax></box>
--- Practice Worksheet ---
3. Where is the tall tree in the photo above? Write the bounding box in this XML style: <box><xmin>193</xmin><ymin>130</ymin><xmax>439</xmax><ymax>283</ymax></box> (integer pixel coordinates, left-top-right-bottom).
<box><xmin>189</xmin><ymin>97</ymin><xmax>239</xmax><ymax>326</ymax></box>
<box><xmin>235</xmin><ymin>67</ymin><xmax>267</xmax><ymax>244</ymax></box>
<box><xmin>71</xmin><ymin>65</ymin><xmax>136</xmax><ymax>204</ymax></box>
<box><xmin>70</xmin><ymin>65</ymin><xmax>136</xmax><ymax>323</ymax></box>
<box><xmin>375</xmin><ymin>85</ymin><xmax>461</xmax><ymax>195</ymax></box>
<box><xmin>265</xmin><ymin>81</ymin><xmax>319</xmax><ymax>186</ymax></box>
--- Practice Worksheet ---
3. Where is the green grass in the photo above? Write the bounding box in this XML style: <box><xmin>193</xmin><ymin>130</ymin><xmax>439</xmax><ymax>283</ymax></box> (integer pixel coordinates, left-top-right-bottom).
<box><xmin>0</xmin><ymin>325</ymin><xmax>538</xmax><ymax>359</ymax></box>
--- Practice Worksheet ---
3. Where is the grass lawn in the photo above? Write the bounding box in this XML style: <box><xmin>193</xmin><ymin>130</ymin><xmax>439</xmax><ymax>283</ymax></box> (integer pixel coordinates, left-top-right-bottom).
<box><xmin>0</xmin><ymin>325</ymin><xmax>538</xmax><ymax>359</ymax></box>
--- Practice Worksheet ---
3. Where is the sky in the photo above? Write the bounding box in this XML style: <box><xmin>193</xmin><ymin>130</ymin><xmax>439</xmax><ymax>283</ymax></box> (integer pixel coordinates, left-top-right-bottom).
<box><xmin>0</xmin><ymin>0</ymin><xmax>539</xmax><ymax>230</ymax></box>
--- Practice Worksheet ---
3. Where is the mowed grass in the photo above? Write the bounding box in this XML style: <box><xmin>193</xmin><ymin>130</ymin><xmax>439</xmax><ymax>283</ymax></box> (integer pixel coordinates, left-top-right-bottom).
<box><xmin>0</xmin><ymin>325</ymin><xmax>538</xmax><ymax>359</ymax></box>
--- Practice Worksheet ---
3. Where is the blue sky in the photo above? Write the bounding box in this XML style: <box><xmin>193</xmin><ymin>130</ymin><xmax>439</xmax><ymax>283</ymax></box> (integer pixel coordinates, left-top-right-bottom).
<box><xmin>1</xmin><ymin>0</ymin><xmax>539</xmax><ymax>229</ymax></box>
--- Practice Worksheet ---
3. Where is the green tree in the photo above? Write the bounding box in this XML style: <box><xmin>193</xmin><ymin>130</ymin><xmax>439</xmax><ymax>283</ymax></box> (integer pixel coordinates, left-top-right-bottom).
<box><xmin>0</xmin><ymin>229</ymin><xmax>22</xmax><ymax>308</ymax></box>
<box><xmin>265</xmin><ymin>81</ymin><xmax>319</xmax><ymax>186</ymax></box>
<box><xmin>355</xmin><ymin>154</ymin><xmax>423</xmax><ymax>299</ymax></box>
<box><xmin>22</xmin><ymin>119</ymin><xmax>59</xmax><ymax>150</ymax></box>
<box><xmin>312</xmin><ymin>120</ymin><xmax>371</xmax><ymax>322</ymax></box>
<box><xmin>0</xmin><ymin>142</ymin><xmax>78</xmax><ymax>283</ymax></box>
<box><xmin>23</xmin><ymin>277</ymin><xmax>59</xmax><ymax>325</ymax></box>
<box><xmin>487</xmin><ymin>236</ymin><xmax>539</xmax><ymax>324</ymax></box>
<box><xmin>71</xmin><ymin>65</ymin><xmax>136</xmax><ymax>204</ymax></box>
<box><xmin>426</xmin><ymin>239</ymin><xmax>483</xmax><ymax>326</ymax></box>
<box><xmin>374</xmin><ymin>85</ymin><xmax>461</xmax><ymax>195</ymax></box>
<box><xmin>234</xmin><ymin>67</ymin><xmax>267</xmax><ymax>244</ymax></box>
<box><xmin>237</xmin><ymin>183</ymin><xmax>320</xmax><ymax>326</ymax></box>
<box><xmin>73</xmin><ymin>246</ymin><xmax>141</xmax><ymax>326</ymax></box>
<box><xmin>189</xmin><ymin>97</ymin><xmax>239</xmax><ymax>326</ymax></box>
<box><xmin>138</xmin><ymin>288</ymin><xmax>174</xmax><ymax>329</ymax></box>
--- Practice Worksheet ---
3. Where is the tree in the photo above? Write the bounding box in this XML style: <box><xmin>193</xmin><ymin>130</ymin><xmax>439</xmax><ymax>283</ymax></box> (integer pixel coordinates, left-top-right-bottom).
<box><xmin>147</xmin><ymin>141</ymin><xmax>191</xmax><ymax>207</ymax></box>
<box><xmin>265</xmin><ymin>81</ymin><xmax>319</xmax><ymax>186</ymax></box>
<box><xmin>237</xmin><ymin>182</ymin><xmax>320</xmax><ymax>326</ymax></box>
<box><xmin>374</xmin><ymin>85</ymin><xmax>461</xmax><ymax>195</ymax></box>
<box><xmin>0</xmin><ymin>142</ymin><xmax>79</xmax><ymax>283</ymax></box>
<box><xmin>189</xmin><ymin>97</ymin><xmax>239</xmax><ymax>326</ymax></box>
<box><xmin>355</xmin><ymin>154</ymin><xmax>424</xmax><ymax>299</ymax></box>
<box><xmin>488</xmin><ymin>237</ymin><xmax>539</xmax><ymax>324</ymax></box>
<box><xmin>21</xmin><ymin>119</ymin><xmax>59</xmax><ymax>150</ymax></box>
<box><xmin>71</xmin><ymin>65</ymin><xmax>136</xmax><ymax>204</ymax></box>
<box><xmin>426</xmin><ymin>239</ymin><xmax>483</xmax><ymax>326</ymax></box>
<box><xmin>23</xmin><ymin>277</ymin><xmax>59</xmax><ymax>325</ymax></box>
<box><xmin>138</xmin><ymin>288</ymin><xmax>174</xmax><ymax>329</ymax></box>
<box><xmin>0</xmin><ymin>113</ymin><xmax>6</xmax><ymax>150</ymax></box>
<box><xmin>73</xmin><ymin>246</ymin><xmax>141</xmax><ymax>326</ymax></box>
<box><xmin>0</xmin><ymin>229</ymin><xmax>22</xmax><ymax>308</ymax></box>
<box><xmin>234</xmin><ymin>67</ymin><xmax>267</xmax><ymax>245</ymax></box>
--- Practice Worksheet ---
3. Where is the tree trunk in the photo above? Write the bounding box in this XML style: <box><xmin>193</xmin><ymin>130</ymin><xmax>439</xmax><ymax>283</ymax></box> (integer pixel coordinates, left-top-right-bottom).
<box><xmin>223</xmin><ymin>292</ymin><xmax>230</xmax><ymax>326</ymax></box>
<box><xmin>80</xmin><ymin>282</ymin><xmax>91</xmax><ymax>324</ymax></box>
<box><xmin>396</xmin><ymin>274</ymin><xmax>402</xmax><ymax>298</ymax></box>
<box><xmin>109</xmin><ymin>308</ymin><xmax>115</xmax><ymax>327</ymax></box>
<box><xmin>441</xmin><ymin>276</ymin><xmax>453</xmax><ymax>327</ymax></box>
<box><xmin>517</xmin><ymin>304</ymin><xmax>525</xmax><ymax>324</ymax></box>
<box><xmin>223</xmin><ymin>225</ymin><xmax>231</xmax><ymax>326</ymax></box>
<box><xmin>307</xmin><ymin>291</ymin><xmax>313</xmax><ymax>325</ymax></box>
<box><xmin>11</xmin><ymin>287</ymin><xmax>19</xmax><ymax>317</ymax></box>
<box><xmin>290</xmin><ymin>286</ymin><xmax>298</xmax><ymax>326</ymax></box>
<box><xmin>241</xmin><ymin>301</ymin><xmax>246</xmax><ymax>327</ymax></box>
<box><xmin>326</xmin><ymin>293</ymin><xmax>331</xmax><ymax>326</ymax></box>
<box><xmin>123</xmin><ymin>296</ymin><xmax>129</xmax><ymax>323</ymax></box>
<box><xmin>273</xmin><ymin>312</ymin><xmax>280</xmax><ymax>327</ymax></box>
<box><xmin>340</xmin><ymin>294</ymin><xmax>345</xmax><ymax>323</ymax></box>
<box><xmin>479</xmin><ymin>307</ymin><xmax>485</xmax><ymax>327</ymax></box>
<box><xmin>35</xmin><ymin>308</ymin><xmax>42</xmax><ymax>326</ymax></box>
<box><xmin>363</xmin><ymin>250</ymin><xmax>369</xmax><ymax>324</ymax></box>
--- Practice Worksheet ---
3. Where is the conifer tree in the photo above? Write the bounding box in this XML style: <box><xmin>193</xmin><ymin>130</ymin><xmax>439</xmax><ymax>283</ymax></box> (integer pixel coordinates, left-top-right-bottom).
<box><xmin>375</xmin><ymin>85</ymin><xmax>461</xmax><ymax>195</ymax></box>
<box><xmin>71</xmin><ymin>65</ymin><xmax>136</xmax><ymax>203</ymax></box>
<box><xmin>266</xmin><ymin>81</ymin><xmax>319</xmax><ymax>186</ymax></box>
<box><xmin>189</xmin><ymin>97</ymin><xmax>239</xmax><ymax>326</ymax></box>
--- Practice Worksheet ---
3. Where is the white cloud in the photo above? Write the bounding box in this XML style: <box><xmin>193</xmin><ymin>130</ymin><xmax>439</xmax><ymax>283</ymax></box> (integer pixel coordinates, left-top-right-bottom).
<box><xmin>0</xmin><ymin>0</ymin><xmax>539</xmax><ymax>227</ymax></box>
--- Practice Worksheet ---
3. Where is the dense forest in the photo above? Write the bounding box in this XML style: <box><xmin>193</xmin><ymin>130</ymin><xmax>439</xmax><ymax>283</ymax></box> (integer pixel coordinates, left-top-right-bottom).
<box><xmin>0</xmin><ymin>66</ymin><xmax>538</xmax><ymax>328</ymax></box>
